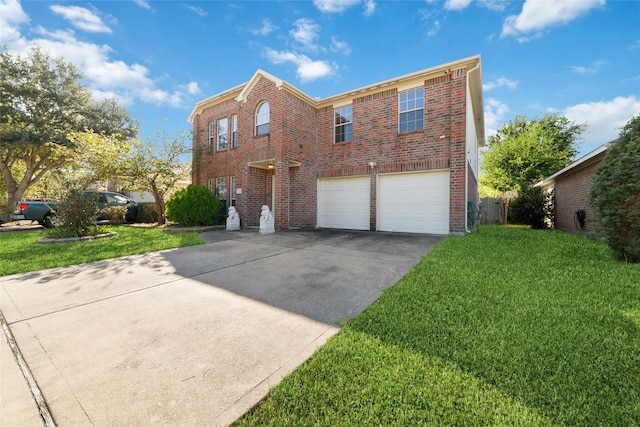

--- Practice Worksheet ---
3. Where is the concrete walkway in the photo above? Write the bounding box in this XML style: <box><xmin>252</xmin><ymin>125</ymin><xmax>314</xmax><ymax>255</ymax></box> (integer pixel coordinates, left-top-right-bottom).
<box><xmin>1</xmin><ymin>229</ymin><xmax>442</xmax><ymax>426</ymax></box>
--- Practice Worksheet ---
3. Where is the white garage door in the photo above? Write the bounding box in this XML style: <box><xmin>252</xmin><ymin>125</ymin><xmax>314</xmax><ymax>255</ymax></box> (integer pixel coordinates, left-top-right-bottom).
<box><xmin>317</xmin><ymin>176</ymin><xmax>370</xmax><ymax>230</ymax></box>
<box><xmin>378</xmin><ymin>170</ymin><xmax>450</xmax><ymax>234</ymax></box>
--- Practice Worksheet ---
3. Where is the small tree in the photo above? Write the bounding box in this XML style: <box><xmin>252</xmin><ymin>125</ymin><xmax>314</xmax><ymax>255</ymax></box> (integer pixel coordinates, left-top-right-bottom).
<box><xmin>166</xmin><ymin>185</ymin><xmax>222</xmax><ymax>227</ymax></box>
<box><xmin>591</xmin><ymin>114</ymin><xmax>640</xmax><ymax>263</ymax></box>
<box><xmin>120</xmin><ymin>124</ymin><xmax>191</xmax><ymax>225</ymax></box>
<box><xmin>53</xmin><ymin>189</ymin><xmax>100</xmax><ymax>237</ymax></box>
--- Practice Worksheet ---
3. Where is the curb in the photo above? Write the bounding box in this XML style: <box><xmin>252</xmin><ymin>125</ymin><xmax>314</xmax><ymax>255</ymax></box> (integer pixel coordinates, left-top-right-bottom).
<box><xmin>163</xmin><ymin>225</ymin><xmax>223</xmax><ymax>233</ymax></box>
<box><xmin>1</xmin><ymin>310</ymin><xmax>55</xmax><ymax>426</ymax></box>
<box><xmin>37</xmin><ymin>231</ymin><xmax>117</xmax><ymax>244</ymax></box>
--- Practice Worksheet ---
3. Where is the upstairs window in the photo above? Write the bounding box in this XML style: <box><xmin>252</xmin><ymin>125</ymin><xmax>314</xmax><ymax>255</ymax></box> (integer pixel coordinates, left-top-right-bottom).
<box><xmin>231</xmin><ymin>114</ymin><xmax>238</xmax><ymax>148</ymax></box>
<box><xmin>399</xmin><ymin>87</ymin><xmax>424</xmax><ymax>133</ymax></box>
<box><xmin>334</xmin><ymin>105</ymin><xmax>352</xmax><ymax>143</ymax></box>
<box><xmin>208</xmin><ymin>122</ymin><xmax>215</xmax><ymax>152</ymax></box>
<box><xmin>217</xmin><ymin>117</ymin><xmax>228</xmax><ymax>150</ymax></box>
<box><xmin>255</xmin><ymin>102</ymin><xmax>270</xmax><ymax>136</ymax></box>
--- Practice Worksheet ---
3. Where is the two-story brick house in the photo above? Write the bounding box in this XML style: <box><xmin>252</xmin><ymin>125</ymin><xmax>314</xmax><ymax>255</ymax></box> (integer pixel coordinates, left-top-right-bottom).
<box><xmin>188</xmin><ymin>55</ymin><xmax>484</xmax><ymax>234</ymax></box>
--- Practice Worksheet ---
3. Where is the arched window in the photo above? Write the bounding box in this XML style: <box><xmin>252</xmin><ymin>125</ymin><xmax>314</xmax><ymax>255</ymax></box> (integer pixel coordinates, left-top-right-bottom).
<box><xmin>255</xmin><ymin>102</ymin><xmax>270</xmax><ymax>136</ymax></box>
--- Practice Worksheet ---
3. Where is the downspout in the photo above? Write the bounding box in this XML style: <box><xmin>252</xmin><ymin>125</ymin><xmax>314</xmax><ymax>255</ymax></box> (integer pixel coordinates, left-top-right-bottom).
<box><xmin>465</xmin><ymin>60</ymin><xmax>481</xmax><ymax>233</ymax></box>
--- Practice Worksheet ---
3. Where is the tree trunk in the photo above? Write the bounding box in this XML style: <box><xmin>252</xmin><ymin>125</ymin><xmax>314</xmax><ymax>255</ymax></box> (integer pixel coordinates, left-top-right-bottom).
<box><xmin>150</xmin><ymin>184</ymin><xmax>166</xmax><ymax>225</ymax></box>
<box><xmin>155</xmin><ymin>199</ymin><xmax>166</xmax><ymax>226</ymax></box>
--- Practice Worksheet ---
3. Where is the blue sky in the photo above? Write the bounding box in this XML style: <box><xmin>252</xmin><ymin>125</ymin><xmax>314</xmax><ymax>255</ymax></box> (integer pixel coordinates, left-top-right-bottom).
<box><xmin>2</xmin><ymin>0</ymin><xmax>639</xmax><ymax>158</ymax></box>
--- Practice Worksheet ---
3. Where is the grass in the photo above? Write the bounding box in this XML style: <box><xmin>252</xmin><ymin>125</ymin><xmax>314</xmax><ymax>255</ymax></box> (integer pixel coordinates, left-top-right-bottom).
<box><xmin>235</xmin><ymin>226</ymin><xmax>640</xmax><ymax>426</ymax></box>
<box><xmin>0</xmin><ymin>226</ymin><xmax>204</xmax><ymax>276</ymax></box>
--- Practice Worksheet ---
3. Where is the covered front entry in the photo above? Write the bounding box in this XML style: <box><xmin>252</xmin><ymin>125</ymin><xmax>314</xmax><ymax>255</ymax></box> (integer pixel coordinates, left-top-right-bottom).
<box><xmin>317</xmin><ymin>176</ymin><xmax>370</xmax><ymax>230</ymax></box>
<box><xmin>377</xmin><ymin>170</ymin><xmax>450</xmax><ymax>234</ymax></box>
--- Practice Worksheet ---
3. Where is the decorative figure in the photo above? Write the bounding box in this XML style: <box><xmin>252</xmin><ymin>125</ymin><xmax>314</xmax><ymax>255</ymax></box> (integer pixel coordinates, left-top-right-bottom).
<box><xmin>226</xmin><ymin>206</ymin><xmax>240</xmax><ymax>231</ymax></box>
<box><xmin>259</xmin><ymin>205</ymin><xmax>275</xmax><ymax>234</ymax></box>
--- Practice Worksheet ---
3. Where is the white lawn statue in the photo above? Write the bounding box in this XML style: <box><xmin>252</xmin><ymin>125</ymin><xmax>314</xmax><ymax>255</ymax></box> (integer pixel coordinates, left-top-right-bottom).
<box><xmin>226</xmin><ymin>206</ymin><xmax>240</xmax><ymax>231</ymax></box>
<box><xmin>259</xmin><ymin>205</ymin><xmax>275</xmax><ymax>234</ymax></box>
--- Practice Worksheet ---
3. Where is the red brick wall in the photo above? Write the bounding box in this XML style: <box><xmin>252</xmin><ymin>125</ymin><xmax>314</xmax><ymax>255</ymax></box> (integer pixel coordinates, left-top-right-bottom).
<box><xmin>192</xmin><ymin>67</ymin><xmax>472</xmax><ymax>232</ymax></box>
<box><xmin>554</xmin><ymin>160</ymin><xmax>601</xmax><ymax>233</ymax></box>
<box><xmin>280</xmin><ymin>91</ymin><xmax>318</xmax><ymax>228</ymax></box>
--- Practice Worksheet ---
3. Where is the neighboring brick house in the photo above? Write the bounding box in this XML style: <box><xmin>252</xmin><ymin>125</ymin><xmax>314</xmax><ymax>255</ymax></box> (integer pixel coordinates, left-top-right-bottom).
<box><xmin>537</xmin><ymin>144</ymin><xmax>608</xmax><ymax>233</ymax></box>
<box><xmin>188</xmin><ymin>55</ymin><xmax>485</xmax><ymax>235</ymax></box>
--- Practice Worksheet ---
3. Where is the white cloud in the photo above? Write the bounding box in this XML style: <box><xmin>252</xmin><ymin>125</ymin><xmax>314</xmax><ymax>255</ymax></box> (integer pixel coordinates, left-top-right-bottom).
<box><xmin>478</xmin><ymin>0</ymin><xmax>507</xmax><ymax>11</ymax></box>
<box><xmin>139</xmin><ymin>87</ymin><xmax>182</xmax><ymax>106</ymax></box>
<box><xmin>0</xmin><ymin>0</ymin><xmax>29</xmax><ymax>43</ymax></box>
<box><xmin>290</xmin><ymin>18</ymin><xmax>321</xmax><ymax>52</ymax></box>
<box><xmin>483</xmin><ymin>77</ymin><xmax>519</xmax><ymax>91</ymax></box>
<box><xmin>133</xmin><ymin>0</ymin><xmax>151</xmax><ymax>10</ymax></box>
<box><xmin>444</xmin><ymin>0</ymin><xmax>472</xmax><ymax>11</ymax></box>
<box><xmin>363</xmin><ymin>0</ymin><xmax>376</xmax><ymax>16</ymax></box>
<box><xmin>3</xmin><ymin>8</ymin><xmax>193</xmax><ymax>109</ymax></box>
<box><xmin>250</xmin><ymin>18</ymin><xmax>278</xmax><ymax>36</ymax></box>
<box><xmin>184</xmin><ymin>81</ymin><xmax>201</xmax><ymax>95</ymax></box>
<box><xmin>569</xmin><ymin>59</ymin><xmax>607</xmax><ymax>74</ymax></box>
<box><xmin>427</xmin><ymin>20</ymin><xmax>441</xmax><ymax>37</ymax></box>
<box><xmin>186</xmin><ymin>5</ymin><xmax>207</xmax><ymax>17</ymax></box>
<box><xmin>563</xmin><ymin>96</ymin><xmax>640</xmax><ymax>150</ymax></box>
<box><xmin>330</xmin><ymin>37</ymin><xmax>351</xmax><ymax>55</ymax></box>
<box><xmin>484</xmin><ymin>97</ymin><xmax>510</xmax><ymax>138</ymax></box>
<box><xmin>313</xmin><ymin>0</ymin><xmax>373</xmax><ymax>14</ymax></box>
<box><xmin>50</xmin><ymin>5</ymin><xmax>112</xmax><ymax>34</ymax></box>
<box><xmin>502</xmin><ymin>0</ymin><xmax>605</xmax><ymax>40</ymax></box>
<box><xmin>419</xmin><ymin>9</ymin><xmax>441</xmax><ymax>37</ymax></box>
<box><xmin>263</xmin><ymin>47</ymin><xmax>335</xmax><ymax>82</ymax></box>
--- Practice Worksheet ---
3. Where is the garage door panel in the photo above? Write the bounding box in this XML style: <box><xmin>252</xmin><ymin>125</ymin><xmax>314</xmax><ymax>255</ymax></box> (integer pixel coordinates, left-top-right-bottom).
<box><xmin>318</xmin><ymin>177</ymin><xmax>370</xmax><ymax>231</ymax></box>
<box><xmin>378</xmin><ymin>171</ymin><xmax>449</xmax><ymax>234</ymax></box>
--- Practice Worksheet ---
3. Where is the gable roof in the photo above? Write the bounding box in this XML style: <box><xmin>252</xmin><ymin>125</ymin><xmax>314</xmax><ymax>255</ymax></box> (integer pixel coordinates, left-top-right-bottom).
<box><xmin>536</xmin><ymin>144</ymin><xmax>609</xmax><ymax>189</ymax></box>
<box><xmin>187</xmin><ymin>56</ymin><xmax>485</xmax><ymax>144</ymax></box>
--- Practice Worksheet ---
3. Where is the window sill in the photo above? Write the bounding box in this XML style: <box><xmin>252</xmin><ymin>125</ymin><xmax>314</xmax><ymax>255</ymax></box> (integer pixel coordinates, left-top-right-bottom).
<box><xmin>398</xmin><ymin>129</ymin><xmax>425</xmax><ymax>136</ymax></box>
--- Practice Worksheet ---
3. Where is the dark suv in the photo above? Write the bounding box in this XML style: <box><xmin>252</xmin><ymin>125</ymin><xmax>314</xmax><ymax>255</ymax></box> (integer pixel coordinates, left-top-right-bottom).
<box><xmin>83</xmin><ymin>191</ymin><xmax>138</xmax><ymax>223</ymax></box>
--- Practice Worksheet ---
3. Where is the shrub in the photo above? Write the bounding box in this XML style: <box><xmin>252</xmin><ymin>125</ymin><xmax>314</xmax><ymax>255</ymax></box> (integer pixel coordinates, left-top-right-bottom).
<box><xmin>53</xmin><ymin>189</ymin><xmax>101</xmax><ymax>237</ymax></box>
<box><xmin>165</xmin><ymin>184</ymin><xmax>222</xmax><ymax>227</ymax></box>
<box><xmin>47</xmin><ymin>224</ymin><xmax>110</xmax><ymax>238</ymax></box>
<box><xmin>102</xmin><ymin>206</ymin><xmax>128</xmax><ymax>225</ymax></box>
<box><xmin>509</xmin><ymin>185</ymin><xmax>553</xmax><ymax>229</ymax></box>
<box><xmin>591</xmin><ymin>114</ymin><xmax>640</xmax><ymax>263</ymax></box>
<box><xmin>135</xmin><ymin>202</ymin><xmax>159</xmax><ymax>223</ymax></box>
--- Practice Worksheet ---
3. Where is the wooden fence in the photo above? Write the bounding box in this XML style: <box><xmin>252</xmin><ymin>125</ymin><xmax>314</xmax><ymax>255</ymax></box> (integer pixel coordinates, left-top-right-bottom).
<box><xmin>480</xmin><ymin>198</ymin><xmax>506</xmax><ymax>225</ymax></box>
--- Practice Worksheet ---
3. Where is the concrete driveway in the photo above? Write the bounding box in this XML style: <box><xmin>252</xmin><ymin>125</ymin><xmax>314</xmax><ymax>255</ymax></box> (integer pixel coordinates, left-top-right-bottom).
<box><xmin>1</xmin><ymin>229</ymin><xmax>443</xmax><ymax>426</ymax></box>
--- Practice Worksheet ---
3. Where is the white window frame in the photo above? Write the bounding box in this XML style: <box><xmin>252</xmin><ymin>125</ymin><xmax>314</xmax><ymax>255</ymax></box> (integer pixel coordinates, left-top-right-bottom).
<box><xmin>216</xmin><ymin>177</ymin><xmax>228</xmax><ymax>201</ymax></box>
<box><xmin>334</xmin><ymin>105</ymin><xmax>353</xmax><ymax>143</ymax></box>
<box><xmin>208</xmin><ymin>122</ymin><xmax>215</xmax><ymax>152</ymax></box>
<box><xmin>217</xmin><ymin>117</ymin><xmax>228</xmax><ymax>151</ymax></box>
<box><xmin>231</xmin><ymin>114</ymin><xmax>238</xmax><ymax>148</ymax></box>
<box><xmin>229</xmin><ymin>176</ymin><xmax>236</xmax><ymax>206</ymax></box>
<box><xmin>398</xmin><ymin>87</ymin><xmax>424</xmax><ymax>133</ymax></box>
<box><xmin>255</xmin><ymin>102</ymin><xmax>270</xmax><ymax>136</ymax></box>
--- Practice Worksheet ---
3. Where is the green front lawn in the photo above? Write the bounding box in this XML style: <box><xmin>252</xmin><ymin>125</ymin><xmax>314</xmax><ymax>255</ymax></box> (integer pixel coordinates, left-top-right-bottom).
<box><xmin>0</xmin><ymin>226</ymin><xmax>204</xmax><ymax>276</ymax></box>
<box><xmin>236</xmin><ymin>226</ymin><xmax>640</xmax><ymax>426</ymax></box>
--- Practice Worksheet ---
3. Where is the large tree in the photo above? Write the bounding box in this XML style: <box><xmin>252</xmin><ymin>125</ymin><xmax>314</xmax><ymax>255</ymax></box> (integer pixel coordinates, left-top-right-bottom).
<box><xmin>0</xmin><ymin>47</ymin><xmax>137</xmax><ymax>211</ymax></box>
<box><xmin>481</xmin><ymin>114</ymin><xmax>585</xmax><ymax>193</ymax></box>
<box><xmin>120</xmin><ymin>125</ymin><xmax>192</xmax><ymax>225</ymax></box>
